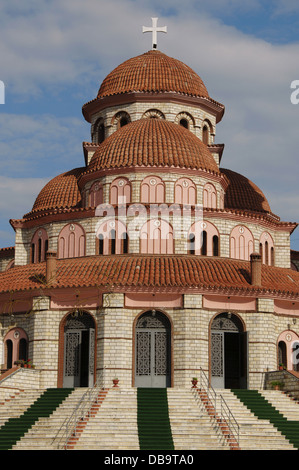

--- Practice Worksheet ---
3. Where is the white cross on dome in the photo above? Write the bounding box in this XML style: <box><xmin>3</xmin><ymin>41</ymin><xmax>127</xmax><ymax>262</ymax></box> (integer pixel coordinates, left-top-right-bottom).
<box><xmin>142</xmin><ymin>17</ymin><xmax>167</xmax><ymax>50</ymax></box>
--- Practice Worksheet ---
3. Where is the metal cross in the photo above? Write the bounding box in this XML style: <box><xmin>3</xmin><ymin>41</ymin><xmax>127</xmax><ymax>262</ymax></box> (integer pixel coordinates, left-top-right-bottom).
<box><xmin>142</xmin><ymin>17</ymin><xmax>167</xmax><ymax>50</ymax></box>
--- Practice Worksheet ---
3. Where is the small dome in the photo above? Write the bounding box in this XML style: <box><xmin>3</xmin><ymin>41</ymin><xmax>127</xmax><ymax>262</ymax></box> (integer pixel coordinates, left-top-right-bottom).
<box><xmin>221</xmin><ymin>168</ymin><xmax>271</xmax><ymax>214</ymax></box>
<box><xmin>87</xmin><ymin>118</ymin><xmax>219</xmax><ymax>174</ymax></box>
<box><xmin>97</xmin><ymin>50</ymin><xmax>210</xmax><ymax>99</ymax></box>
<box><xmin>25</xmin><ymin>168</ymin><xmax>84</xmax><ymax>217</ymax></box>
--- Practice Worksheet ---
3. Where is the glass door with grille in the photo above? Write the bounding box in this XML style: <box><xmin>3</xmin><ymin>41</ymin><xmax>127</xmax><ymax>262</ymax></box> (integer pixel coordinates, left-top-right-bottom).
<box><xmin>135</xmin><ymin>311</ymin><xmax>171</xmax><ymax>388</ymax></box>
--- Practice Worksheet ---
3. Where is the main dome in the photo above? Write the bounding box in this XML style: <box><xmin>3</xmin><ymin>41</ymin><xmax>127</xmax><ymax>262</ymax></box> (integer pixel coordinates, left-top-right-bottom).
<box><xmin>87</xmin><ymin>118</ymin><xmax>219</xmax><ymax>174</ymax></box>
<box><xmin>97</xmin><ymin>50</ymin><xmax>210</xmax><ymax>99</ymax></box>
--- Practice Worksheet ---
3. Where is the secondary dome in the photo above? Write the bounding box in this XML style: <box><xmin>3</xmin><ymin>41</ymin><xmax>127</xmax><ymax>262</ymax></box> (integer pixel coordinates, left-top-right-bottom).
<box><xmin>87</xmin><ymin>118</ymin><xmax>219</xmax><ymax>174</ymax></box>
<box><xmin>221</xmin><ymin>168</ymin><xmax>272</xmax><ymax>214</ymax></box>
<box><xmin>97</xmin><ymin>50</ymin><xmax>210</xmax><ymax>99</ymax></box>
<box><xmin>25</xmin><ymin>168</ymin><xmax>84</xmax><ymax>218</ymax></box>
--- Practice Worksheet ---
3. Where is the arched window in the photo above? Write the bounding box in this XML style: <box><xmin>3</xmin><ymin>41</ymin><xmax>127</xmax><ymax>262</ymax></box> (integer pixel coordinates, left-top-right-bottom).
<box><xmin>140</xmin><ymin>219</ymin><xmax>174</xmax><ymax>254</ymax></box>
<box><xmin>230</xmin><ymin>226</ymin><xmax>254</xmax><ymax>261</ymax></box>
<box><xmin>122</xmin><ymin>232</ymin><xmax>129</xmax><ymax>254</ymax></box>
<box><xmin>202</xmin><ymin>119</ymin><xmax>213</xmax><ymax>145</ymax></box>
<box><xmin>98</xmin><ymin>234</ymin><xmax>104</xmax><ymax>255</ymax></box>
<box><xmin>188</xmin><ymin>221</ymin><xmax>219</xmax><ymax>256</ymax></box>
<box><xmin>278</xmin><ymin>340</ymin><xmax>287</xmax><ymax>369</ymax></box>
<box><xmin>31</xmin><ymin>228</ymin><xmax>49</xmax><ymax>263</ymax></box>
<box><xmin>4</xmin><ymin>328</ymin><xmax>28</xmax><ymax>370</ymax></box>
<box><xmin>89</xmin><ymin>181</ymin><xmax>103</xmax><ymax>207</ymax></box>
<box><xmin>93</xmin><ymin>118</ymin><xmax>105</xmax><ymax>144</ymax></box>
<box><xmin>174</xmin><ymin>178</ymin><xmax>196</xmax><ymax>205</ymax></box>
<box><xmin>180</xmin><ymin>119</ymin><xmax>188</xmax><ymax>129</ymax></box>
<box><xmin>175</xmin><ymin>112</ymin><xmax>195</xmax><ymax>131</ymax></box>
<box><xmin>112</xmin><ymin>111</ymin><xmax>131</xmax><ymax>130</ymax></box>
<box><xmin>140</xmin><ymin>176</ymin><xmax>165</xmax><ymax>204</ymax></box>
<box><xmin>58</xmin><ymin>223</ymin><xmax>86</xmax><ymax>259</ymax></box>
<box><xmin>96</xmin><ymin>220</ymin><xmax>128</xmax><ymax>255</ymax></box>
<box><xmin>259</xmin><ymin>232</ymin><xmax>274</xmax><ymax>266</ymax></box>
<box><xmin>292</xmin><ymin>341</ymin><xmax>299</xmax><ymax>372</ymax></box>
<box><xmin>277</xmin><ymin>331</ymin><xmax>299</xmax><ymax>371</ymax></box>
<box><xmin>201</xmin><ymin>231</ymin><xmax>207</xmax><ymax>256</ymax></box>
<box><xmin>203</xmin><ymin>183</ymin><xmax>217</xmax><ymax>209</ymax></box>
<box><xmin>110</xmin><ymin>177</ymin><xmax>131</xmax><ymax>205</ymax></box>
<box><xmin>142</xmin><ymin>109</ymin><xmax>165</xmax><ymax>120</ymax></box>
<box><xmin>110</xmin><ymin>229</ymin><xmax>116</xmax><ymax>255</ymax></box>
<box><xmin>188</xmin><ymin>233</ymin><xmax>195</xmax><ymax>255</ymax></box>
<box><xmin>6</xmin><ymin>339</ymin><xmax>13</xmax><ymax>369</ymax></box>
<box><xmin>213</xmin><ymin>235</ymin><xmax>219</xmax><ymax>257</ymax></box>
<box><xmin>202</xmin><ymin>125</ymin><xmax>209</xmax><ymax>145</ymax></box>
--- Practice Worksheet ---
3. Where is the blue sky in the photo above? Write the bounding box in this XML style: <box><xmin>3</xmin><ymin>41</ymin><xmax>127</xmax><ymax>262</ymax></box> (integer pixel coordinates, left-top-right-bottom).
<box><xmin>0</xmin><ymin>0</ymin><xmax>298</xmax><ymax>252</ymax></box>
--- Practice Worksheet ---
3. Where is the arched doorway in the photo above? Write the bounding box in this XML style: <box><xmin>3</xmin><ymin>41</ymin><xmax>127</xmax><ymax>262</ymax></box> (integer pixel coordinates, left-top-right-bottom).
<box><xmin>62</xmin><ymin>311</ymin><xmax>95</xmax><ymax>388</ymax></box>
<box><xmin>210</xmin><ymin>313</ymin><xmax>247</xmax><ymax>389</ymax></box>
<box><xmin>134</xmin><ymin>310</ymin><xmax>171</xmax><ymax>388</ymax></box>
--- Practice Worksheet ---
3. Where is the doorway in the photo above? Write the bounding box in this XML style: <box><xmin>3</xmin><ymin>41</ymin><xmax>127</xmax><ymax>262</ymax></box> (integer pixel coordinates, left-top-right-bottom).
<box><xmin>135</xmin><ymin>310</ymin><xmax>171</xmax><ymax>388</ymax></box>
<box><xmin>63</xmin><ymin>311</ymin><xmax>95</xmax><ymax>388</ymax></box>
<box><xmin>211</xmin><ymin>313</ymin><xmax>247</xmax><ymax>389</ymax></box>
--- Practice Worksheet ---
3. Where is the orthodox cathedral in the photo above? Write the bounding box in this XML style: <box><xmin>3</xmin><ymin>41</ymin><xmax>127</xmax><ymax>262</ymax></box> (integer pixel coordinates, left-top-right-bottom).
<box><xmin>0</xmin><ymin>19</ymin><xmax>299</xmax><ymax>393</ymax></box>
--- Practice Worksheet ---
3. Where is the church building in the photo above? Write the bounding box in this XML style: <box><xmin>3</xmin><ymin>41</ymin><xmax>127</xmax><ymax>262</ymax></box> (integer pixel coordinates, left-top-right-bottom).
<box><xmin>0</xmin><ymin>19</ymin><xmax>299</xmax><ymax>392</ymax></box>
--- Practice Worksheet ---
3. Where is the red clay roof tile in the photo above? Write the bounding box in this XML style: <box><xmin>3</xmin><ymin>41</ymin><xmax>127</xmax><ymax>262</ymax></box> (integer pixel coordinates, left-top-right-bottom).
<box><xmin>0</xmin><ymin>255</ymin><xmax>298</xmax><ymax>299</ymax></box>
<box><xmin>221</xmin><ymin>168</ymin><xmax>272</xmax><ymax>214</ymax></box>
<box><xmin>87</xmin><ymin>118</ymin><xmax>220</xmax><ymax>174</ymax></box>
<box><xmin>97</xmin><ymin>50</ymin><xmax>210</xmax><ymax>99</ymax></box>
<box><xmin>24</xmin><ymin>167</ymin><xmax>84</xmax><ymax>218</ymax></box>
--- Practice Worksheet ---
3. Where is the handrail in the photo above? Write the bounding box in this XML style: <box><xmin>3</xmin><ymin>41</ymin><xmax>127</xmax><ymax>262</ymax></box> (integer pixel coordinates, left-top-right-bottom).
<box><xmin>193</xmin><ymin>368</ymin><xmax>239</xmax><ymax>448</ymax></box>
<box><xmin>53</xmin><ymin>368</ymin><xmax>105</xmax><ymax>450</ymax></box>
<box><xmin>219</xmin><ymin>394</ymin><xmax>240</xmax><ymax>446</ymax></box>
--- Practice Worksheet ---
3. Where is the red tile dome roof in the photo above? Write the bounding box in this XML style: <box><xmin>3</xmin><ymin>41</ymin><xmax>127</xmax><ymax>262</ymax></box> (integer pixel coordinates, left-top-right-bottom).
<box><xmin>87</xmin><ymin>118</ymin><xmax>219</xmax><ymax>174</ymax></box>
<box><xmin>221</xmin><ymin>168</ymin><xmax>272</xmax><ymax>214</ymax></box>
<box><xmin>97</xmin><ymin>50</ymin><xmax>210</xmax><ymax>99</ymax></box>
<box><xmin>25</xmin><ymin>167</ymin><xmax>84</xmax><ymax>217</ymax></box>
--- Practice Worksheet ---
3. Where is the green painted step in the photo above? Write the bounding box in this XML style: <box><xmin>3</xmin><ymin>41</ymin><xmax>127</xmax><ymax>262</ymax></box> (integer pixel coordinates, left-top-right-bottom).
<box><xmin>232</xmin><ymin>389</ymin><xmax>299</xmax><ymax>449</ymax></box>
<box><xmin>137</xmin><ymin>388</ymin><xmax>174</xmax><ymax>450</ymax></box>
<box><xmin>0</xmin><ymin>388</ymin><xmax>73</xmax><ymax>450</ymax></box>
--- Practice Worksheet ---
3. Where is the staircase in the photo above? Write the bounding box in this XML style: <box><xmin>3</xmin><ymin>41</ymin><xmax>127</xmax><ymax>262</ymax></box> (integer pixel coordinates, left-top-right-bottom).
<box><xmin>67</xmin><ymin>388</ymin><xmax>139</xmax><ymax>450</ymax></box>
<box><xmin>1</xmin><ymin>386</ymin><xmax>299</xmax><ymax>450</ymax></box>
<box><xmin>231</xmin><ymin>389</ymin><xmax>299</xmax><ymax>449</ymax></box>
<box><xmin>0</xmin><ymin>389</ymin><xmax>46</xmax><ymax>428</ymax></box>
<box><xmin>217</xmin><ymin>389</ymin><xmax>296</xmax><ymax>450</ymax></box>
<box><xmin>0</xmin><ymin>388</ymin><xmax>75</xmax><ymax>450</ymax></box>
<box><xmin>12</xmin><ymin>388</ymin><xmax>88</xmax><ymax>450</ymax></box>
<box><xmin>167</xmin><ymin>388</ymin><xmax>229</xmax><ymax>450</ymax></box>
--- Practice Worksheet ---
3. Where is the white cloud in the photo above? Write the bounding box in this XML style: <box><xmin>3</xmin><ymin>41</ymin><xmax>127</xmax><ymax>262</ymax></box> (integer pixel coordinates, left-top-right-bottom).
<box><xmin>0</xmin><ymin>175</ymin><xmax>50</xmax><ymax>247</ymax></box>
<box><xmin>0</xmin><ymin>113</ymin><xmax>86</xmax><ymax>177</ymax></box>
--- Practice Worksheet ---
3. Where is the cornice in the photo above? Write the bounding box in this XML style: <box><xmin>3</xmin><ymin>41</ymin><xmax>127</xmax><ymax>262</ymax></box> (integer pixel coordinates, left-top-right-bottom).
<box><xmin>82</xmin><ymin>92</ymin><xmax>225</xmax><ymax>124</ymax></box>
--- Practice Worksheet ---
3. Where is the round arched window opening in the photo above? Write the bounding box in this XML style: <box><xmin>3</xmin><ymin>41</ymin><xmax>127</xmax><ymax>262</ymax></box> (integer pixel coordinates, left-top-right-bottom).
<box><xmin>180</xmin><ymin>118</ymin><xmax>189</xmax><ymax>129</ymax></box>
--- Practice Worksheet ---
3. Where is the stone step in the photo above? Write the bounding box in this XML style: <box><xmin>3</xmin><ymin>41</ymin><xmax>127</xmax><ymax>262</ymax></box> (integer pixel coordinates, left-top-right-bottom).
<box><xmin>5</xmin><ymin>386</ymin><xmax>299</xmax><ymax>450</ymax></box>
<box><xmin>214</xmin><ymin>389</ymin><xmax>296</xmax><ymax>450</ymax></box>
